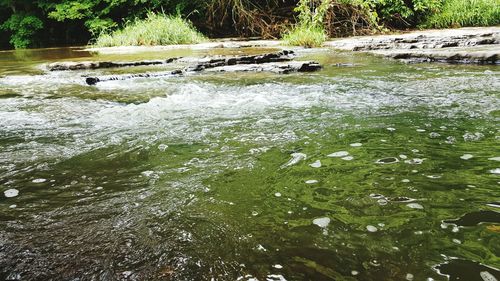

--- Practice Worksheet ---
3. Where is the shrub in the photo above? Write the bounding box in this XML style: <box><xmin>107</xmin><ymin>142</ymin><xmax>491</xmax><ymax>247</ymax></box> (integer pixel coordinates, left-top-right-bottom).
<box><xmin>93</xmin><ymin>12</ymin><xmax>206</xmax><ymax>47</ymax></box>
<box><xmin>423</xmin><ymin>0</ymin><xmax>500</xmax><ymax>28</ymax></box>
<box><xmin>0</xmin><ymin>13</ymin><xmax>44</xmax><ymax>49</ymax></box>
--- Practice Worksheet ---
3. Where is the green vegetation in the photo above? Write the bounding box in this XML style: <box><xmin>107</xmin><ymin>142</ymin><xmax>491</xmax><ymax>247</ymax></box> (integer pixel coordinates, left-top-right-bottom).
<box><xmin>424</xmin><ymin>0</ymin><xmax>500</xmax><ymax>28</ymax></box>
<box><xmin>93</xmin><ymin>13</ymin><xmax>206</xmax><ymax>47</ymax></box>
<box><xmin>0</xmin><ymin>0</ymin><xmax>498</xmax><ymax>49</ymax></box>
<box><xmin>283</xmin><ymin>0</ymin><xmax>331</xmax><ymax>47</ymax></box>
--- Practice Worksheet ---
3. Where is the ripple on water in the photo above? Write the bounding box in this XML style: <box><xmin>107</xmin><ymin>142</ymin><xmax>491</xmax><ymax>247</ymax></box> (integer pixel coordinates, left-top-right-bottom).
<box><xmin>435</xmin><ymin>259</ymin><xmax>500</xmax><ymax>281</ymax></box>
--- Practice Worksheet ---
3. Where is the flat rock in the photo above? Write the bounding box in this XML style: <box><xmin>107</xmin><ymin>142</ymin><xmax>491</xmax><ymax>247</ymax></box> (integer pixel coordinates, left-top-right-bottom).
<box><xmin>325</xmin><ymin>27</ymin><xmax>500</xmax><ymax>64</ymax></box>
<box><xmin>48</xmin><ymin>58</ymin><xmax>179</xmax><ymax>71</ymax></box>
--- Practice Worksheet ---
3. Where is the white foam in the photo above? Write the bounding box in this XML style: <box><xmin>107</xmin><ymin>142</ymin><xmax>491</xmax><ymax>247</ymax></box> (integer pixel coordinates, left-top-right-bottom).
<box><xmin>313</xmin><ymin>217</ymin><xmax>330</xmax><ymax>228</ymax></box>
<box><xmin>460</xmin><ymin>154</ymin><xmax>474</xmax><ymax>160</ymax></box>
<box><xmin>32</xmin><ymin>178</ymin><xmax>47</xmax><ymax>183</ymax></box>
<box><xmin>328</xmin><ymin>151</ymin><xmax>349</xmax><ymax>158</ymax></box>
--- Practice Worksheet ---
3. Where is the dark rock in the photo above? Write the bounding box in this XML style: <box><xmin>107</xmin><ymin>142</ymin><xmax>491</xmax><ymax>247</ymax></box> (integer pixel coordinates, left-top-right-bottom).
<box><xmin>48</xmin><ymin>57</ymin><xmax>180</xmax><ymax>71</ymax></box>
<box><xmin>83</xmin><ymin>51</ymin><xmax>320</xmax><ymax>85</ymax></box>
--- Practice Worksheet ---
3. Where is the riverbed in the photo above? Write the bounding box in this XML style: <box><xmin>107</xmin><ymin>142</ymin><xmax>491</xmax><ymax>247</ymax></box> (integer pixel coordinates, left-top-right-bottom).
<box><xmin>0</xmin><ymin>46</ymin><xmax>499</xmax><ymax>281</ymax></box>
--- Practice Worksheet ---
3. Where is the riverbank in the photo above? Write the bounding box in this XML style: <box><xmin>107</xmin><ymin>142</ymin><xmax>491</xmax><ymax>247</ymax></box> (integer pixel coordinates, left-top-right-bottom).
<box><xmin>86</xmin><ymin>27</ymin><xmax>500</xmax><ymax>64</ymax></box>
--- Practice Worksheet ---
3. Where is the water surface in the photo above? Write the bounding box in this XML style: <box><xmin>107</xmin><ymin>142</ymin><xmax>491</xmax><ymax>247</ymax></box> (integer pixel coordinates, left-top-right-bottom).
<box><xmin>0</xmin><ymin>47</ymin><xmax>499</xmax><ymax>281</ymax></box>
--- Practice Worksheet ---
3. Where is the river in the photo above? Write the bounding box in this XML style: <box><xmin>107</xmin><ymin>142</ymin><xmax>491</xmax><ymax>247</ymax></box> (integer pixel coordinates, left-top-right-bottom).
<box><xmin>0</xmin><ymin>46</ymin><xmax>499</xmax><ymax>281</ymax></box>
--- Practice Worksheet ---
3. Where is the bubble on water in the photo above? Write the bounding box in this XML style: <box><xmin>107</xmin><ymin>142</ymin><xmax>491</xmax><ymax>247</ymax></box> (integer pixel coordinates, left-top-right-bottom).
<box><xmin>282</xmin><ymin>153</ymin><xmax>307</xmax><ymax>168</ymax></box>
<box><xmin>387</xmin><ymin>127</ymin><xmax>396</xmax><ymax>132</ymax></box>
<box><xmin>350</xmin><ymin>143</ymin><xmax>362</xmax><ymax>147</ymax></box>
<box><xmin>429</xmin><ymin>132</ymin><xmax>441</xmax><ymax>138</ymax></box>
<box><xmin>414</xmin><ymin>231</ymin><xmax>423</xmax><ymax>235</ymax></box>
<box><xmin>380</xmin><ymin>139</ymin><xmax>387</xmax><ymax>142</ymax></box>
<box><xmin>9</xmin><ymin>204</ymin><xmax>17</xmax><ymax>208</ymax></box>
<box><xmin>452</xmin><ymin>226</ymin><xmax>460</xmax><ymax>233</ymax></box>
<box><xmin>32</xmin><ymin>178</ymin><xmax>46</xmax><ymax>183</ymax></box>
<box><xmin>460</xmin><ymin>154</ymin><xmax>474</xmax><ymax>160</ymax></box>
<box><xmin>251</xmin><ymin>211</ymin><xmax>259</xmax><ymax>216</ymax></box>
<box><xmin>402</xmin><ymin>179</ymin><xmax>410</xmax><ymax>183</ymax></box>
<box><xmin>4</xmin><ymin>189</ymin><xmax>19</xmax><ymax>198</ymax></box>
<box><xmin>158</xmin><ymin>144</ymin><xmax>169</xmax><ymax>151</ymax></box>
<box><xmin>407</xmin><ymin>203</ymin><xmax>424</xmax><ymax>209</ymax></box>
<box><xmin>375</xmin><ymin>157</ymin><xmax>399</xmax><ymax>164</ymax></box>
<box><xmin>480</xmin><ymin>271</ymin><xmax>497</xmax><ymax>281</ymax></box>
<box><xmin>406</xmin><ymin>273</ymin><xmax>414</xmax><ymax>281</ymax></box>
<box><xmin>427</xmin><ymin>175</ymin><xmax>442</xmax><ymax>179</ymax></box>
<box><xmin>328</xmin><ymin>151</ymin><xmax>349</xmax><ymax>158</ymax></box>
<box><xmin>342</xmin><ymin>156</ymin><xmax>354</xmax><ymax>161</ymax></box>
<box><xmin>488</xmin><ymin>157</ymin><xmax>500</xmax><ymax>162</ymax></box>
<box><xmin>378</xmin><ymin>199</ymin><xmax>388</xmax><ymax>206</ymax></box>
<box><xmin>96</xmin><ymin>186</ymin><xmax>103</xmax><ymax>190</ymax></box>
<box><xmin>273</xmin><ymin>264</ymin><xmax>283</xmax><ymax>269</ymax></box>
<box><xmin>452</xmin><ymin>239</ymin><xmax>462</xmax><ymax>244</ymax></box>
<box><xmin>305</xmin><ymin>180</ymin><xmax>318</xmax><ymax>184</ymax></box>
<box><xmin>489</xmin><ymin>168</ymin><xmax>500</xmax><ymax>174</ymax></box>
<box><xmin>351</xmin><ymin>271</ymin><xmax>359</xmax><ymax>276</ymax></box>
<box><xmin>412</xmin><ymin>170</ymin><xmax>418</xmax><ymax>173</ymax></box>
<box><xmin>313</xmin><ymin>217</ymin><xmax>330</xmax><ymax>228</ymax></box>
<box><xmin>399</xmin><ymin>154</ymin><xmax>408</xmax><ymax>159</ymax></box>
<box><xmin>274</xmin><ymin>192</ymin><xmax>282</xmax><ymax>197</ymax></box>
<box><xmin>416</xmin><ymin>129</ymin><xmax>426</xmax><ymax>132</ymax></box>
<box><xmin>378</xmin><ymin>223</ymin><xmax>385</xmax><ymax>227</ymax></box>
<box><xmin>309</xmin><ymin>160</ymin><xmax>322</xmax><ymax>168</ymax></box>
<box><xmin>370</xmin><ymin>193</ymin><xmax>385</xmax><ymax>199</ymax></box>
<box><xmin>405</xmin><ymin>158</ymin><xmax>424</xmax><ymax>165</ymax></box>
<box><xmin>366</xmin><ymin>225</ymin><xmax>378</xmax><ymax>232</ymax></box>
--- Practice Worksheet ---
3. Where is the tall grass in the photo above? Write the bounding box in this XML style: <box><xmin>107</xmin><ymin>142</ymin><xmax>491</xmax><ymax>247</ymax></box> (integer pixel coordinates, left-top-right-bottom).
<box><xmin>283</xmin><ymin>0</ymin><xmax>331</xmax><ymax>47</ymax></box>
<box><xmin>282</xmin><ymin>25</ymin><xmax>327</xmax><ymax>47</ymax></box>
<box><xmin>423</xmin><ymin>0</ymin><xmax>500</xmax><ymax>28</ymax></box>
<box><xmin>93</xmin><ymin>13</ymin><xmax>206</xmax><ymax>47</ymax></box>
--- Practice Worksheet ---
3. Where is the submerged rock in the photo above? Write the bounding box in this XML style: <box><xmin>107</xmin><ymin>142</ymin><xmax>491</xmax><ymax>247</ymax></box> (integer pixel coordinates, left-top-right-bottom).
<box><xmin>443</xmin><ymin>210</ymin><xmax>500</xmax><ymax>227</ymax></box>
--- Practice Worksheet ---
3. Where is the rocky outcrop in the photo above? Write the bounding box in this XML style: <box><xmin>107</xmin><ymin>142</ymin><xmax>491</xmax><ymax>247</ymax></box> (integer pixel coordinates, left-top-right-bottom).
<box><xmin>47</xmin><ymin>58</ymin><xmax>180</xmax><ymax>71</ymax></box>
<box><xmin>325</xmin><ymin>27</ymin><xmax>500</xmax><ymax>64</ymax></box>
<box><xmin>83</xmin><ymin>51</ymin><xmax>321</xmax><ymax>85</ymax></box>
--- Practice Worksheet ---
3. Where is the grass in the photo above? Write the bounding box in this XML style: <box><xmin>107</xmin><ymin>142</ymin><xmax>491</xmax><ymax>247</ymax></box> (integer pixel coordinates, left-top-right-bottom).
<box><xmin>282</xmin><ymin>25</ymin><xmax>328</xmax><ymax>48</ymax></box>
<box><xmin>423</xmin><ymin>0</ymin><xmax>500</xmax><ymax>28</ymax></box>
<box><xmin>93</xmin><ymin>13</ymin><xmax>207</xmax><ymax>47</ymax></box>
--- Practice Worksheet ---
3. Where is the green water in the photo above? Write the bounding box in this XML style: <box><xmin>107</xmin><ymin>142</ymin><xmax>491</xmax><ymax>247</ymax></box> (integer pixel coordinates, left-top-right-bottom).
<box><xmin>0</xmin><ymin>47</ymin><xmax>499</xmax><ymax>281</ymax></box>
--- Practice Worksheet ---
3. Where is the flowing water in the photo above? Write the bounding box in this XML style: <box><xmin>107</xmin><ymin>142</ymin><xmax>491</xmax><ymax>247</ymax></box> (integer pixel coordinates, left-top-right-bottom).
<box><xmin>0</xmin><ymin>46</ymin><xmax>499</xmax><ymax>281</ymax></box>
